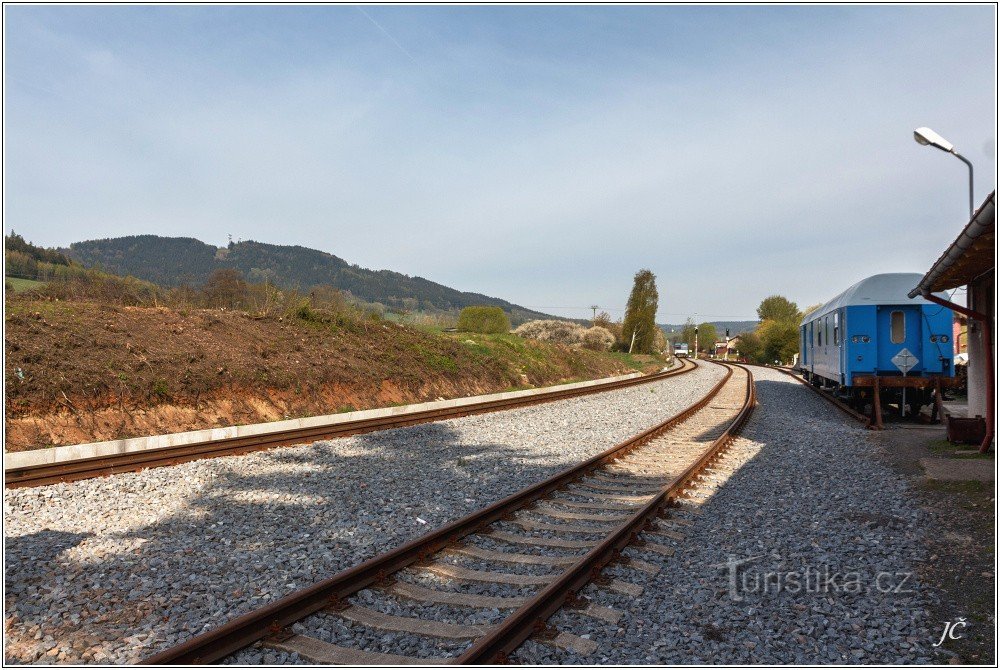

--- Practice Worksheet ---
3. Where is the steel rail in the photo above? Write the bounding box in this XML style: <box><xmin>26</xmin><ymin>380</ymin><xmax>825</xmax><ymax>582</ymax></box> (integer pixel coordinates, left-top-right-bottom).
<box><xmin>766</xmin><ymin>365</ymin><xmax>871</xmax><ymax>426</ymax></box>
<box><xmin>141</xmin><ymin>360</ymin><xmax>731</xmax><ymax>665</ymax></box>
<box><xmin>456</xmin><ymin>363</ymin><xmax>756</xmax><ymax>663</ymax></box>
<box><xmin>734</xmin><ymin>361</ymin><xmax>870</xmax><ymax>426</ymax></box>
<box><xmin>6</xmin><ymin>359</ymin><xmax>696</xmax><ymax>489</ymax></box>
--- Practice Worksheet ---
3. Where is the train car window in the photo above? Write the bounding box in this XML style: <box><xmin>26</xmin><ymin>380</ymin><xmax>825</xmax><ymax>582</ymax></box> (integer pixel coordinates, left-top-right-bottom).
<box><xmin>833</xmin><ymin>312</ymin><xmax>839</xmax><ymax>346</ymax></box>
<box><xmin>817</xmin><ymin>322</ymin><xmax>822</xmax><ymax>347</ymax></box>
<box><xmin>825</xmin><ymin>316</ymin><xmax>830</xmax><ymax>346</ymax></box>
<box><xmin>890</xmin><ymin>310</ymin><xmax>905</xmax><ymax>344</ymax></box>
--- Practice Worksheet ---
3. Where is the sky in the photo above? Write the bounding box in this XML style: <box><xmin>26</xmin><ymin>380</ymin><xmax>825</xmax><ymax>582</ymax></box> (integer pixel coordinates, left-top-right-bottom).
<box><xmin>3</xmin><ymin>5</ymin><xmax>997</xmax><ymax>322</ymax></box>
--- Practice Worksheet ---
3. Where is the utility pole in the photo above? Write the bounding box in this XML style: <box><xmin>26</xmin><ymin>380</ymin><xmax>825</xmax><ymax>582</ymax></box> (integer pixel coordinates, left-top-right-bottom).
<box><xmin>590</xmin><ymin>305</ymin><xmax>599</xmax><ymax>322</ymax></box>
<box><xmin>694</xmin><ymin>326</ymin><xmax>699</xmax><ymax>361</ymax></box>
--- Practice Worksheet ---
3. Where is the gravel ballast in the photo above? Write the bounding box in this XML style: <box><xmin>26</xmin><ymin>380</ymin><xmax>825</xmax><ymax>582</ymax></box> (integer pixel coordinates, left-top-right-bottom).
<box><xmin>4</xmin><ymin>363</ymin><xmax>724</xmax><ymax>664</ymax></box>
<box><xmin>513</xmin><ymin>365</ymin><xmax>942</xmax><ymax>664</ymax></box>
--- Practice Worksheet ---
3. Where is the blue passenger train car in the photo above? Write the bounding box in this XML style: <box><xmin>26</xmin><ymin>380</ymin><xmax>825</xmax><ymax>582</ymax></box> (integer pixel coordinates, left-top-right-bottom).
<box><xmin>798</xmin><ymin>273</ymin><xmax>955</xmax><ymax>412</ymax></box>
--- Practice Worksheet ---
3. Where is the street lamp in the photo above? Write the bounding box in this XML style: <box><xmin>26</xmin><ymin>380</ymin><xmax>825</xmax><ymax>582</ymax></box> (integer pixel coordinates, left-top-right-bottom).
<box><xmin>913</xmin><ymin>126</ymin><xmax>974</xmax><ymax>218</ymax></box>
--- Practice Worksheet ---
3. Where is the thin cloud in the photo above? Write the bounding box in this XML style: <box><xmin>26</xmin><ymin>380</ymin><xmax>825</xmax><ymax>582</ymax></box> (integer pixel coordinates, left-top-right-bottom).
<box><xmin>356</xmin><ymin>7</ymin><xmax>416</xmax><ymax>63</ymax></box>
<box><xmin>2</xmin><ymin>6</ymin><xmax>995</xmax><ymax>320</ymax></box>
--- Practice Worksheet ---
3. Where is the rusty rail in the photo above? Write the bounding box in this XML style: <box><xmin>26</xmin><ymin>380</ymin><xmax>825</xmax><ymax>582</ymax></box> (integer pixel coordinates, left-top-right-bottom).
<box><xmin>142</xmin><ymin>361</ymin><xmax>740</xmax><ymax>665</ymax></box>
<box><xmin>6</xmin><ymin>359</ymin><xmax>696</xmax><ymax>489</ymax></box>
<box><xmin>741</xmin><ymin>362</ymin><xmax>871</xmax><ymax>427</ymax></box>
<box><xmin>457</xmin><ymin>363</ymin><xmax>755</xmax><ymax>663</ymax></box>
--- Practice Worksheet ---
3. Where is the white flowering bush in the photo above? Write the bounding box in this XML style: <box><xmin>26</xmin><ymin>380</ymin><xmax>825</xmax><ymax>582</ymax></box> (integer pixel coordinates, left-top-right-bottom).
<box><xmin>581</xmin><ymin>326</ymin><xmax>616</xmax><ymax>351</ymax></box>
<box><xmin>513</xmin><ymin>320</ymin><xmax>615</xmax><ymax>351</ymax></box>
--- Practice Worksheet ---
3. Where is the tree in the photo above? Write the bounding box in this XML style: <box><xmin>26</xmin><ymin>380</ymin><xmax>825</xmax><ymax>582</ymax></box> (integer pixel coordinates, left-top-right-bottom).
<box><xmin>757</xmin><ymin>295</ymin><xmax>801</xmax><ymax>324</ymax></box>
<box><xmin>753</xmin><ymin>294</ymin><xmax>804</xmax><ymax>364</ymax></box>
<box><xmin>621</xmin><ymin>269</ymin><xmax>659</xmax><ymax>354</ymax></box>
<box><xmin>758</xmin><ymin>319</ymin><xmax>800</xmax><ymax>364</ymax></box>
<box><xmin>457</xmin><ymin>306</ymin><xmax>510</xmax><ymax>334</ymax></box>
<box><xmin>735</xmin><ymin>330</ymin><xmax>763</xmax><ymax>363</ymax></box>
<box><xmin>652</xmin><ymin>327</ymin><xmax>667</xmax><ymax>353</ymax></box>
<box><xmin>681</xmin><ymin>319</ymin><xmax>697</xmax><ymax>351</ymax></box>
<box><xmin>202</xmin><ymin>268</ymin><xmax>248</xmax><ymax>309</ymax></box>
<box><xmin>593</xmin><ymin>311</ymin><xmax>622</xmax><ymax>341</ymax></box>
<box><xmin>697</xmin><ymin>323</ymin><xmax>718</xmax><ymax>355</ymax></box>
<box><xmin>800</xmin><ymin>303</ymin><xmax>823</xmax><ymax>320</ymax></box>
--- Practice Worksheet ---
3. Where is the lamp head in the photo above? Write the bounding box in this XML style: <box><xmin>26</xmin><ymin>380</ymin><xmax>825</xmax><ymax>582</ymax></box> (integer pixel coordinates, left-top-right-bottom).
<box><xmin>914</xmin><ymin>127</ymin><xmax>955</xmax><ymax>152</ymax></box>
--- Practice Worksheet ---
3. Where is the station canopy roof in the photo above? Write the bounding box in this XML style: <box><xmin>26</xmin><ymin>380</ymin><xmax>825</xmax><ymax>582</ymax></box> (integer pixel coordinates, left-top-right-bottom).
<box><xmin>909</xmin><ymin>191</ymin><xmax>996</xmax><ymax>298</ymax></box>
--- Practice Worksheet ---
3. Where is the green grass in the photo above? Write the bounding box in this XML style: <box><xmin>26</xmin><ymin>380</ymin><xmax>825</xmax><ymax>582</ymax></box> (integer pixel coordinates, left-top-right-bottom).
<box><xmin>927</xmin><ymin>439</ymin><xmax>994</xmax><ymax>459</ymax></box>
<box><xmin>920</xmin><ymin>479</ymin><xmax>988</xmax><ymax>495</ymax></box>
<box><xmin>423</xmin><ymin>352</ymin><xmax>458</xmax><ymax>372</ymax></box>
<box><xmin>5</xmin><ymin>277</ymin><xmax>45</xmax><ymax>293</ymax></box>
<box><xmin>606</xmin><ymin>351</ymin><xmax>669</xmax><ymax>372</ymax></box>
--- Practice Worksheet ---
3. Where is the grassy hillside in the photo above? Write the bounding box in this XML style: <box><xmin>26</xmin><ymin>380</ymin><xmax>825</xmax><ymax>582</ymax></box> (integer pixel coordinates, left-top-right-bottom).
<box><xmin>4</xmin><ymin>277</ymin><xmax>45</xmax><ymax>293</ymax></box>
<box><xmin>5</xmin><ymin>298</ymin><xmax>660</xmax><ymax>451</ymax></box>
<box><xmin>65</xmin><ymin>235</ymin><xmax>553</xmax><ymax>324</ymax></box>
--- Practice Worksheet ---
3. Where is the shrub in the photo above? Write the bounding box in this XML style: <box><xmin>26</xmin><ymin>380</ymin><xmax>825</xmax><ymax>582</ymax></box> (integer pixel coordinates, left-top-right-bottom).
<box><xmin>653</xmin><ymin>327</ymin><xmax>667</xmax><ymax>353</ymax></box>
<box><xmin>30</xmin><ymin>270</ymin><xmax>163</xmax><ymax>306</ymax></box>
<box><xmin>513</xmin><ymin>319</ymin><xmax>582</xmax><ymax>345</ymax></box>
<box><xmin>456</xmin><ymin>306</ymin><xmax>510</xmax><ymax>334</ymax></box>
<box><xmin>593</xmin><ymin>311</ymin><xmax>623</xmax><ymax>341</ymax></box>
<box><xmin>581</xmin><ymin>326</ymin><xmax>615</xmax><ymax>351</ymax></box>
<box><xmin>514</xmin><ymin>320</ymin><xmax>615</xmax><ymax>351</ymax></box>
<box><xmin>293</xmin><ymin>299</ymin><xmax>318</xmax><ymax>322</ymax></box>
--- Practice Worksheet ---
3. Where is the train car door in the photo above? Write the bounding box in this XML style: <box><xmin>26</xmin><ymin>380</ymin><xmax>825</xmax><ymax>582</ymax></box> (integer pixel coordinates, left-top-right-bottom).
<box><xmin>808</xmin><ymin>321</ymin><xmax>814</xmax><ymax>373</ymax></box>
<box><xmin>876</xmin><ymin>306</ymin><xmax>923</xmax><ymax>373</ymax></box>
<box><xmin>836</xmin><ymin>310</ymin><xmax>846</xmax><ymax>383</ymax></box>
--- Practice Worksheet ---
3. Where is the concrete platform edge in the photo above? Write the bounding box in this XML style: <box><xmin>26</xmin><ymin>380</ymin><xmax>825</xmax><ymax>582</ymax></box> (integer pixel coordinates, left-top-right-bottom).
<box><xmin>4</xmin><ymin>369</ymin><xmax>661</xmax><ymax>470</ymax></box>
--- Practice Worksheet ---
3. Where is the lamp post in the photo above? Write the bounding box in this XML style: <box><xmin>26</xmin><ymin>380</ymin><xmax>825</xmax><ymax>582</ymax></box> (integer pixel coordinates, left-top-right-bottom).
<box><xmin>913</xmin><ymin>127</ymin><xmax>974</xmax><ymax>219</ymax></box>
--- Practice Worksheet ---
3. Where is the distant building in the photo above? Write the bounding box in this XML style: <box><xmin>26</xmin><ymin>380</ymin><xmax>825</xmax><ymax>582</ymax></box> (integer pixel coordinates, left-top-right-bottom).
<box><xmin>909</xmin><ymin>191</ymin><xmax>995</xmax><ymax>451</ymax></box>
<box><xmin>953</xmin><ymin>315</ymin><xmax>968</xmax><ymax>355</ymax></box>
<box><xmin>713</xmin><ymin>335</ymin><xmax>742</xmax><ymax>358</ymax></box>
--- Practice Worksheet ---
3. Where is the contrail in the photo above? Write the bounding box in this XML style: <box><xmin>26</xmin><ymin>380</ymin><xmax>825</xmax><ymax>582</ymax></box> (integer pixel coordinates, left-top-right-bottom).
<box><xmin>356</xmin><ymin>7</ymin><xmax>416</xmax><ymax>62</ymax></box>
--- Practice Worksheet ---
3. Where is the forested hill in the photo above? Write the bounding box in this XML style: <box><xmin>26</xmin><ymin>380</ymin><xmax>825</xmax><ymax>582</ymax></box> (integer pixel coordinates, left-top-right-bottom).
<box><xmin>65</xmin><ymin>235</ymin><xmax>551</xmax><ymax>320</ymax></box>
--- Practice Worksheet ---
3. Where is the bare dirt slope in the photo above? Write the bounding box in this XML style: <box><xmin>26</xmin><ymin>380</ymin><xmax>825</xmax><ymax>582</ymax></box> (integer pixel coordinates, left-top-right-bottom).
<box><xmin>5</xmin><ymin>300</ymin><xmax>644</xmax><ymax>451</ymax></box>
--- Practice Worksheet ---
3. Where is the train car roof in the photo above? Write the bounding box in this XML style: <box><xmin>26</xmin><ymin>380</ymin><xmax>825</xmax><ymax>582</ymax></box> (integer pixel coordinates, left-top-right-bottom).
<box><xmin>801</xmin><ymin>273</ymin><xmax>948</xmax><ymax>325</ymax></box>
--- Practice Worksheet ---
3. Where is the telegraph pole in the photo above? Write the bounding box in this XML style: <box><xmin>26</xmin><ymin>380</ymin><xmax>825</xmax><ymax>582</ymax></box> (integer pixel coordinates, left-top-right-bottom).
<box><xmin>590</xmin><ymin>305</ymin><xmax>599</xmax><ymax>322</ymax></box>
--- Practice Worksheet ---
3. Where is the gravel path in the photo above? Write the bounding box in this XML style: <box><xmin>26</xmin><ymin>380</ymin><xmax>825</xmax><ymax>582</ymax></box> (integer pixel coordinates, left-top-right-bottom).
<box><xmin>3</xmin><ymin>362</ymin><xmax>724</xmax><ymax>664</ymax></box>
<box><xmin>513</xmin><ymin>365</ymin><xmax>940</xmax><ymax>664</ymax></box>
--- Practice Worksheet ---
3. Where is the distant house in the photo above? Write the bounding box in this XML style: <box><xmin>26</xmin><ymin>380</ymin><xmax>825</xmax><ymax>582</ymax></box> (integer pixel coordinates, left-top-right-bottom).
<box><xmin>713</xmin><ymin>335</ymin><xmax>742</xmax><ymax>358</ymax></box>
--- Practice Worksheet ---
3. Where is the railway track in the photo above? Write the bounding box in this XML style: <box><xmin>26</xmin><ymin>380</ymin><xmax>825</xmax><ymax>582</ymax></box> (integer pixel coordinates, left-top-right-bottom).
<box><xmin>5</xmin><ymin>358</ymin><xmax>696</xmax><ymax>490</ymax></box>
<box><xmin>766</xmin><ymin>365</ymin><xmax>871</xmax><ymax>426</ymax></box>
<box><xmin>143</xmin><ymin>361</ymin><xmax>755</xmax><ymax>665</ymax></box>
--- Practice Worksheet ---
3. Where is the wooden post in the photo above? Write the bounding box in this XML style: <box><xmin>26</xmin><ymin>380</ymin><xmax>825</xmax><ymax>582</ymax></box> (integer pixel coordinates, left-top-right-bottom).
<box><xmin>932</xmin><ymin>378</ymin><xmax>945</xmax><ymax>424</ymax></box>
<box><xmin>870</xmin><ymin>377</ymin><xmax>883</xmax><ymax>430</ymax></box>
